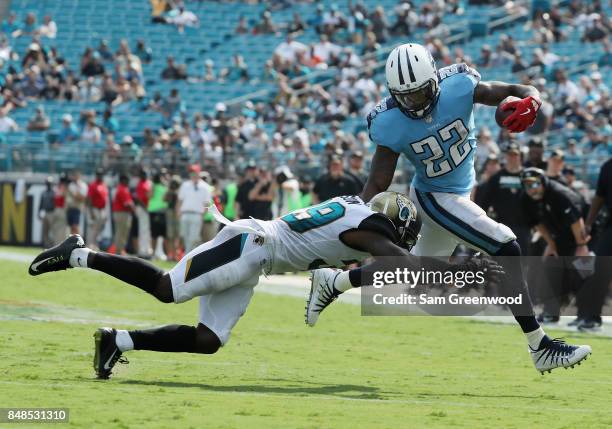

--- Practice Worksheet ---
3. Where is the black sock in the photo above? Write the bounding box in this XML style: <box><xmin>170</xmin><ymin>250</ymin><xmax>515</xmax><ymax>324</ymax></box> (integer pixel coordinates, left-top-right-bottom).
<box><xmin>89</xmin><ymin>252</ymin><xmax>165</xmax><ymax>295</ymax></box>
<box><xmin>348</xmin><ymin>268</ymin><xmax>362</xmax><ymax>287</ymax></box>
<box><xmin>130</xmin><ymin>325</ymin><xmax>197</xmax><ymax>353</ymax></box>
<box><xmin>514</xmin><ymin>315</ymin><xmax>540</xmax><ymax>333</ymax></box>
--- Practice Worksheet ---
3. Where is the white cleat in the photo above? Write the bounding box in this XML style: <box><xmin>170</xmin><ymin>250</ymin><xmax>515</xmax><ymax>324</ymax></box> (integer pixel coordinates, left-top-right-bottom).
<box><xmin>305</xmin><ymin>268</ymin><xmax>342</xmax><ymax>327</ymax></box>
<box><xmin>530</xmin><ymin>337</ymin><xmax>592</xmax><ymax>374</ymax></box>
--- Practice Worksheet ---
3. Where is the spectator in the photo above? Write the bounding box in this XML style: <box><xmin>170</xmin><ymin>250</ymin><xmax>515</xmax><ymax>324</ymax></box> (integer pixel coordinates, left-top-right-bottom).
<box><xmin>161</xmin><ymin>56</ymin><xmax>186</xmax><ymax>80</ymax></box>
<box><xmin>520</xmin><ymin>169</ymin><xmax>590</xmax><ymax>323</ymax></box>
<box><xmin>313</xmin><ymin>34</ymin><xmax>341</xmax><ymax>64</ymax></box>
<box><xmin>160</xmin><ymin>88</ymin><xmax>184</xmax><ymax>125</ymax></box>
<box><xmin>39</xmin><ymin>15</ymin><xmax>57</xmax><ymax>39</ymax></box>
<box><xmin>12</xmin><ymin>13</ymin><xmax>36</xmax><ymax>38</ymax></box>
<box><xmin>27</xmin><ymin>105</ymin><xmax>50</xmax><ymax>131</ymax></box>
<box><xmin>96</xmin><ymin>39</ymin><xmax>114</xmax><ymax>62</ymax></box>
<box><xmin>370</xmin><ymin>6</ymin><xmax>390</xmax><ymax>43</ymax></box>
<box><xmin>0</xmin><ymin>109</ymin><xmax>19</xmax><ymax>133</ymax></box>
<box><xmin>39</xmin><ymin>176</ymin><xmax>56</xmax><ymax>249</ymax></box>
<box><xmin>524</xmin><ymin>138</ymin><xmax>547</xmax><ymax>170</ymax></box>
<box><xmin>346</xmin><ymin>151</ymin><xmax>366</xmax><ymax>188</ymax></box>
<box><xmin>248</xmin><ymin>169</ymin><xmax>276</xmax><ymax>220</ymax></box>
<box><xmin>287</xmin><ymin>12</ymin><xmax>307</xmax><ymax>34</ymax></box>
<box><xmin>475</xmin><ymin>143</ymin><xmax>531</xmax><ymax>254</ymax></box>
<box><xmin>81</xmin><ymin>117</ymin><xmax>102</xmax><ymax>144</ymax></box>
<box><xmin>167</xmin><ymin>6</ymin><xmax>199</xmax><ymax>33</ymax></box>
<box><xmin>78</xmin><ymin>76</ymin><xmax>102</xmax><ymax>102</ymax></box>
<box><xmin>546</xmin><ymin>150</ymin><xmax>567</xmax><ymax>184</ymax></box>
<box><xmin>235</xmin><ymin>16</ymin><xmax>249</xmax><ymax>34</ymax></box>
<box><xmin>274</xmin><ymin>33</ymin><xmax>307</xmax><ymax>64</ymax></box>
<box><xmin>134</xmin><ymin>39</ymin><xmax>152</xmax><ymax>64</ymax></box>
<box><xmin>20</xmin><ymin>68</ymin><xmax>44</xmax><ymax>98</ymax></box>
<box><xmin>164</xmin><ymin>174</ymin><xmax>181</xmax><ymax>260</ymax></box>
<box><xmin>86</xmin><ymin>168</ymin><xmax>109</xmax><ymax>250</ymax></box>
<box><xmin>81</xmin><ymin>51</ymin><xmax>105</xmax><ymax>77</ymax></box>
<box><xmin>135</xmin><ymin>169</ymin><xmax>153</xmax><ymax>257</ymax></box>
<box><xmin>51</xmin><ymin>173</ymin><xmax>69</xmax><ymax>245</ymax></box>
<box><xmin>1</xmin><ymin>12</ymin><xmax>19</xmax><ymax>35</ymax></box>
<box><xmin>101</xmin><ymin>109</ymin><xmax>119</xmax><ymax>135</ymax></box>
<box><xmin>177</xmin><ymin>164</ymin><xmax>211</xmax><ymax>253</ymax></box>
<box><xmin>66</xmin><ymin>170</ymin><xmax>88</xmax><ymax>235</ymax></box>
<box><xmin>220</xmin><ymin>54</ymin><xmax>249</xmax><ymax>82</ymax></box>
<box><xmin>477</xmin><ymin>45</ymin><xmax>493</xmax><ymax>68</ymax></box>
<box><xmin>253</xmin><ymin>10</ymin><xmax>277</xmax><ymax>34</ymax></box>
<box><xmin>148</xmin><ymin>172</ymin><xmax>168</xmax><ymax>260</ymax></box>
<box><xmin>475</xmin><ymin>127</ymin><xmax>500</xmax><ymax>169</ymax></box>
<box><xmin>111</xmin><ymin>173</ymin><xmax>134</xmax><ymax>255</ymax></box>
<box><xmin>312</xmin><ymin>156</ymin><xmax>361</xmax><ymax>203</ymax></box>
<box><xmin>198</xmin><ymin>59</ymin><xmax>215</xmax><ymax>82</ymax></box>
<box><xmin>236</xmin><ymin>164</ymin><xmax>259</xmax><ymax>219</ymax></box>
<box><xmin>511</xmin><ymin>51</ymin><xmax>528</xmax><ymax>74</ymax></box>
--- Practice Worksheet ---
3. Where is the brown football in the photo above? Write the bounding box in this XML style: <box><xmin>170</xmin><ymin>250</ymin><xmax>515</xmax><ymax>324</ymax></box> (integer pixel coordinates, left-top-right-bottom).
<box><xmin>495</xmin><ymin>95</ymin><xmax>520</xmax><ymax>128</ymax></box>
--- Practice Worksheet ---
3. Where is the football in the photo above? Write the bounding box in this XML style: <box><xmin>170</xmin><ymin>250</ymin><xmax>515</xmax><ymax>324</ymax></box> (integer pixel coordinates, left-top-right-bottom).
<box><xmin>495</xmin><ymin>95</ymin><xmax>521</xmax><ymax>128</ymax></box>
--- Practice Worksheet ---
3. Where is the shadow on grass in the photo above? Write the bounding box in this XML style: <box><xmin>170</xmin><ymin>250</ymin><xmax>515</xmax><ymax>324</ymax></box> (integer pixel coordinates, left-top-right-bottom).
<box><xmin>119</xmin><ymin>378</ymin><xmax>392</xmax><ymax>400</ymax></box>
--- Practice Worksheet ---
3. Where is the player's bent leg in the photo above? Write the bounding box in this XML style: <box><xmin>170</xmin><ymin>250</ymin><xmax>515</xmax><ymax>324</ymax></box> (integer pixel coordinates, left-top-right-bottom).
<box><xmin>198</xmin><ymin>276</ymin><xmax>258</xmax><ymax>347</ymax></box>
<box><xmin>93</xmin><ymin>323</ymin><xmax>222</xmax><ymax>379</ymax></box>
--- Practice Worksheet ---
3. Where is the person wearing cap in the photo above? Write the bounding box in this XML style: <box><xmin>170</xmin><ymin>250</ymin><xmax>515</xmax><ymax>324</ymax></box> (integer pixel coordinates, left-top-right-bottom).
<box><xmin>86</xmin><ymin>169</ymin><xmax>109</xmax><ymax>250</ymax></box>
<box><xmin>39</xmin><ymin>176</ymin><xmax>57</xmax><ymax>248</ymax></box>
<box><xmin>476</xmin><ymin>143</ymin><xmax>531</xmax><ymax>254</ymax></box>
<box><xmin>177</xmin><ymin>165</ymin><xmax>211</xmax><ymax>253</ymax></box>
<box><xmin>520</xmin><ymin>168</ymin><xmax>591</xmax><ymax>324</ymax></box>
<box><xmin>313</xmin><ymin>156</ymin><xmax>361</xmax><ymax>203</ymax></box>
<box><xmin>524</xmin><ymin>137</ymin><xmax>547</xmax><ymax>170</ymax></box>
<box><xmin>347</xmin><ymin>151</ymin><xmax>366</xmax><ymax>188</ymax></box>
<box><xmin>58</xmin><ymin>114</ymin><xmax>79</xmax><ymax>144</ymax></box>
<box><xmin>546</xmin><ymin>149</ymin><xmax>567</xmax><ymax>184</ymax></box>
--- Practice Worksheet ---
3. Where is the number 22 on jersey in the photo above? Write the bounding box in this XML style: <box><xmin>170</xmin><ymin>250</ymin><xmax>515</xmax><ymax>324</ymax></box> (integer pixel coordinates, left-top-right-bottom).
<box><xmin>411</xmin><ymin>119</ymin><xmax>471</xmax><ymax>178</ymax></box>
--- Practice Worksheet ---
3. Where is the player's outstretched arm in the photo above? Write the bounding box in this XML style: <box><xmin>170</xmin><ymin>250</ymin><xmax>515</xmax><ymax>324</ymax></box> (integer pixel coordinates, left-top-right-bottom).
<box><xmin>473</xmin><ymin>80</ymin><xmax>539</xmax><ymax>106</ymax></box>
<box><xmin>361</xmin><ymin>145</ymin><xmax>399</xmax><ymax>202</ymax></box>
<box><xmin>474</xmin><ymin>81</ymin><xmax>541</xmax><ymax>133</ymax></box>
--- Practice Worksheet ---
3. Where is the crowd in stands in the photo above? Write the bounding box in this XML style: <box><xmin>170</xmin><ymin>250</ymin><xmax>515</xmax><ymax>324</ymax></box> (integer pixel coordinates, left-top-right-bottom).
<box><xmin>0</xmin><ymin>1</ymin><xmax>610</xmax><ymax>189</ymax></box>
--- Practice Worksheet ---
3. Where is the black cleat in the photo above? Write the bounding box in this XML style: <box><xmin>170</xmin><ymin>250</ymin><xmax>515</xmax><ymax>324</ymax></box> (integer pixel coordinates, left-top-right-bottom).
<box><xmin>567</xmin><ymin>317</ymin><xmax>584</xmax><ymax>327</ymax></box>
<box><xmin>28</xmin><ymin>235</ymin><xmax>85</xmax><ymax>276</ymax></box>
<box><xmin>536</xmin><ymin>313</ymin><xmax>560</xmax><ymax>324</ymax></box>
<box><xmin>93</xmin><ymin>327</ymin><xmax>128</xmax><ymax>379</ymax></box>
<box><xmin>577</xmin><ymin>318</ymin><xmax>603</xmax><ymax>332</ymax></box>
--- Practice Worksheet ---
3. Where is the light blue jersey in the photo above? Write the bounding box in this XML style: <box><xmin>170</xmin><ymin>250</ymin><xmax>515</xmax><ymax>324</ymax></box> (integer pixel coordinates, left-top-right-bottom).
<box><xmin>368</xmin><ymin>63</ymin><xmax>481</xmax><ymax>194</ymax></box>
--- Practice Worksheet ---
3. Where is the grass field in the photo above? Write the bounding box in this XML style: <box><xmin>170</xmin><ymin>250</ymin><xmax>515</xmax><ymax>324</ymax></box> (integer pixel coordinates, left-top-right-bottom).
<box><xmin>1</xmin><ymin>252</ymin><xmax>612</xmax><ymax>428</ymax></box>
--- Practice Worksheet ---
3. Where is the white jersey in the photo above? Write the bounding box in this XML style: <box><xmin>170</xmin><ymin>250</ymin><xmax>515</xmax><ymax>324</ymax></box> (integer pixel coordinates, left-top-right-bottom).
<box><xmin>256</xmin><ymin>195</ymin><xmax>399</xmax><ymax>273</ymax></box>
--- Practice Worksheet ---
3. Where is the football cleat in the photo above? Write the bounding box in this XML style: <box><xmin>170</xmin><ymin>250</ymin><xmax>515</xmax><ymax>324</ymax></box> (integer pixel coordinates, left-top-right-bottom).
<box><xmin>567</xmin><ymin>317</ymin><xmax>584</xmax><ymax>327</ymax></box>
<box><xmin>305</xmin><ymin>268</ymin><xmax>342</xmax><ymax>327</ymax></box>
<box><xmin>93</xmin><ymin>327</ymin><xmax>128</xmax><ymax>379</ymax></box>
<box><xmin>530</xmin><ymin>337</ymin><xmax>591</xmax><ymax>374</ymax></box>
<box><xmin>28</xmin><ymin>235</ymin><xmax>85</xmax><ymax>276</ymax></box>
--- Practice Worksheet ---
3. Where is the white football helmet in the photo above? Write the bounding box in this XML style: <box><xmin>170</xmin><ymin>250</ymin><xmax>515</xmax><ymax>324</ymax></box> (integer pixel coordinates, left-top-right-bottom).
<box><xmin>385</xmin><ymin>43</ymin><xmax>440</xmax><ymax>118</ymax></box>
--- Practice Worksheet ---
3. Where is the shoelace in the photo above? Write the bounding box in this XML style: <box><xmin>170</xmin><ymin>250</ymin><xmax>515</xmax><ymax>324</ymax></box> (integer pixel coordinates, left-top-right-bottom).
<box><xmin>534</xmin><ymin>337</ymin><xmax>575</xmax><ymax>366</ymax></box>
<box><xmin>313</xmin><ymin>275</ymin><xmax>341</xmax><ymax>312</ymax></box>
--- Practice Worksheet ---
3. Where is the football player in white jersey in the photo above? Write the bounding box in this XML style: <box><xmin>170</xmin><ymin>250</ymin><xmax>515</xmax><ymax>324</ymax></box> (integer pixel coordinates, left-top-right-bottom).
<box><xmin>30</xmin><ymin>191</ymin><xmax>489</xmax><ymax>379</ymax></box>
<box><xmin>328</xmin><ymin>42</ymin><xmax>591</xmax><ymax>374</ymax></box>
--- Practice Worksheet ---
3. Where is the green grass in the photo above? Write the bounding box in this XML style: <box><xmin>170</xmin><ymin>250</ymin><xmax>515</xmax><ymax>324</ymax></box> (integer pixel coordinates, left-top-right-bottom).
<box><xmin>1</xmin><ymin>258</ymin><xmax>611</xmax><ymax>428</ymax></box>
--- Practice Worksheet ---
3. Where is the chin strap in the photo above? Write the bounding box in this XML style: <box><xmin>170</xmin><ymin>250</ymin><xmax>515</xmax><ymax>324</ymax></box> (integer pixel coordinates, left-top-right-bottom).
<box><xmin>206</xmin><ymin>203</ymin><xmax>266</xmax><ymax>238</ymax></box>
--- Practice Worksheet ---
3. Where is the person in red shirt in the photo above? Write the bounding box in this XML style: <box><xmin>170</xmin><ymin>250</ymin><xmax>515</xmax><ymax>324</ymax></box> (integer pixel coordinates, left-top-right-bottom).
<box><xmin>134</xmin><ymin>169</ymin><xmax>153</xmax><ymax>257</ymax></box>
<box><xmin>86</xmin><ymin>168</ymin><xmax>109</xmax><ymax>250</ymax></box>
<box><xmin>51</xmin><ymin>173</ymin><xmax>69</xmax><ymax>245</ymax></box>
<box><xmin>112</xmin><ymin>174</ymin><xmax>134</xmax><ymax>255</ymax></box>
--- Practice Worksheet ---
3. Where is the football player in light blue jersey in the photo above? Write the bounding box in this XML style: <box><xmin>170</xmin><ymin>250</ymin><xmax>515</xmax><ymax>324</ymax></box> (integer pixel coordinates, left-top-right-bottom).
<box><xmin>311</xmin><ymin>43</ymin><xmax>591</xmax><ymax>374</ymax></box>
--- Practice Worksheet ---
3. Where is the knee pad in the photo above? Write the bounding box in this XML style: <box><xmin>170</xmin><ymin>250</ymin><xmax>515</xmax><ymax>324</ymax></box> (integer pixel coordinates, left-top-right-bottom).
<box><xmin>494</xmin><ymin>240</ymin><xmax>522</xmax><ymax>257</ymax></box>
